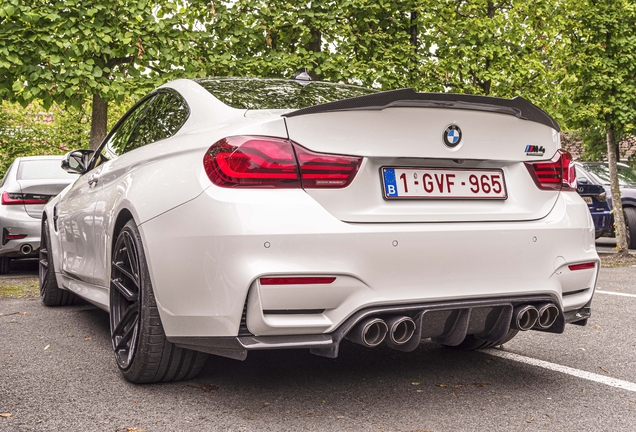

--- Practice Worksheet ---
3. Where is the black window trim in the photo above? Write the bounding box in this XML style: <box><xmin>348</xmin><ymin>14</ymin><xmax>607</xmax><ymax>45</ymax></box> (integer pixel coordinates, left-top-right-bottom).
<box><xmin>88</xmin><ymin>88</ymin><xmax>190</xmax><ymax>172</ymax></box>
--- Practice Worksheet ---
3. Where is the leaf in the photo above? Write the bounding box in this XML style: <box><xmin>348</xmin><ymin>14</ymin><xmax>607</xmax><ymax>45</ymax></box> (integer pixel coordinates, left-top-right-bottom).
<box><xmin>44</xmin><ymin>344</ymin><xmax>50</xmax><ymax>350</ymax></box>
<box><xmin>0</xmin><ymin>413</ymin><xmax>12</xmax><ymax>418</ymax></box>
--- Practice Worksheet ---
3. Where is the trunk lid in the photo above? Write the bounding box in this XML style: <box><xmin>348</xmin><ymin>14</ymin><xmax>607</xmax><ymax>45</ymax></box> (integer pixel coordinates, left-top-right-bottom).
<box><xmin>284</xmin><ymin>106</ymin><xmax>561</xmax><ymax>223</ymax></box>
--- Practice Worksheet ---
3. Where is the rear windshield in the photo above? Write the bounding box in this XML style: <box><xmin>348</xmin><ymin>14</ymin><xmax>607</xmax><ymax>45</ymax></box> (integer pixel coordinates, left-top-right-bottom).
<box><xmin>583</xmin><ymin>164</ymin><xmax>636</xmax><ymax>186</ymax></box>
<box><xmin>17</xmin><ymin>159</ymin><xmax>77</xmax><ymax>180</ymax></box>
<box><xmin>195</xmin><ymin>78</ymin><xmax>376</xmax><ymax>110</ymax></box>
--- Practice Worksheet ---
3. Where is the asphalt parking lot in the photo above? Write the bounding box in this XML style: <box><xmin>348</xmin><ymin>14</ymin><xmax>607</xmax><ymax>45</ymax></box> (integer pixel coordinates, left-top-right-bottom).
<box><xmin>1</xmin><ymin>252</ymin><xmax>636</xmax><ymax>431</ymax></box>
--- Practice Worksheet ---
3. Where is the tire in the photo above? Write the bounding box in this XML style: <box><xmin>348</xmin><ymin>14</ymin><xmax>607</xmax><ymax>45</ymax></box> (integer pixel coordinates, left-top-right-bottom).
<box><xmin>39</xmin><ymin>219</ymin><xmax>79</xmax><ymax>306</ymax></box>
<box><xmin>625</xmin><ymin>207</ymin><xmax>636</xmax><ymax>249</ymax></box>
<box><xmin>444</xmin><ymin>329</ymin><xmax>519</xmax><ymax>351</ymax></box>
<box><xmin>110</xmin><ymin>219</ymin><xmax>208</xmax><ymax>384</ymax></box>
<box><xmin>0</xmin><ymin>256</ymin><xmax>9</xmax><ymax>275</ymax></box>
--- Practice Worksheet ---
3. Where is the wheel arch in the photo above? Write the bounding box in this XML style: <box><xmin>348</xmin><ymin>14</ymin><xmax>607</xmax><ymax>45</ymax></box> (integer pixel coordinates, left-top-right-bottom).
<box><xmin>111</xmin><ymin>208</ymin><xmax>135</xmax><ymax>251</ymax></box>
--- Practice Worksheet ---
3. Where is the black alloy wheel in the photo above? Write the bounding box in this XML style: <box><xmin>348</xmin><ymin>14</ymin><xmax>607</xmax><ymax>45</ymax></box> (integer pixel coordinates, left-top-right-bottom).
<box><xmin>625</xmin><ymin>207</ymin><xmax>636</xmax><ymax>249</ymax></box>
<box><xmin>39</xmin><ymin>219</ymin><xmax>78</xmax><ymax>306</ymax></box>
<box><xmin>109</xmin><ymin>220</ymin><xmax>208</xmax><ymax>383</ymax></box>
<box><xmin>110</xmin><ymin>227</ymin><xmax>142</xmax><ymax>370</ymax></box>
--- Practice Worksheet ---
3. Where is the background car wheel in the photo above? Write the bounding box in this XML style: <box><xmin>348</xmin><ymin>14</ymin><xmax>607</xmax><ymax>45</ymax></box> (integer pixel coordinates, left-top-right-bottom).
<box><xmin>624</xmin><ymin>207</ymin><xmax>636</xmax><ymax>249</ymax></box>
<box><xmin>110</xmin><ymin>220</ymin><xmax>208</xmax><ymax>384</ymax></box>
<box><xmin>443</xmin><ymin>329</ymin><xmax>519</xmax><ymax>351</ymax></box>
<box><xmin>40</xmin><ymin>219</ymin><xmax>79</xmax><ymax>306</ymax></box>
<box><xmin>0</xmin><ymin>256</ymin><xmax>9</xmax><ymax>275</ymax></box>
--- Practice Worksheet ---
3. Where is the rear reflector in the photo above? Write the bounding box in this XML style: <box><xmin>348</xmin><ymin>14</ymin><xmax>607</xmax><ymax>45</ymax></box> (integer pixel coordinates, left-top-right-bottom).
<box><xmin>203</xmin><ymin>136</ymin><xmax>361</xmax><ymax>189</ymax></box>
<box><xmin>525</xmin><ymin>150</ymin><xmax>576</xmax><ymax>191</ymax></box>
<box><xmin>568</xmin><ymin>262</ymin><xmax>596</xmax><ymax>271</ymax></box>
<box><xmin>260</xmin><ymin>277</ymin><xmax>337</xmax><ymax>285</ymax></box>
<box><xmin>1</xmin><ymin>191</ymin><xmax>48</xmax><ymax>205</ymax></box>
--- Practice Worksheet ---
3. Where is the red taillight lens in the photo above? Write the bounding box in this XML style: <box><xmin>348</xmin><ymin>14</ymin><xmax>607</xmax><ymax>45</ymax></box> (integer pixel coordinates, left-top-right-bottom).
<box><xmin>293</xmin><ymin>144</ymin><xmax>362</xmax><ymax>188</ymax></box>
<box><xmin>525</xmin><ymin>150</ymin><xmax>576</xmax><ymax>191</ymax></box>
<box><xmin>203</xmin><ymin>136</ymin><xmax>301</xmax><ymax>188</ymax></box>
<box><xmin>203</xmin><ymin>136</ymin><xmax>362</xmax><ymax>189</ymax></box>
<box><xmin>1</xmin><ymin>191</ymin><xmax>48</xmax><ymax>205</ymax></box>
<box><xmin>260</xmin><ymin>277</ymin><xmax>337</xmax><ymax>285</ymax></box>
<box><xmin>568</xmin><ymin>262</ymin><xmax>596</xmax><ymax>271</ymax></box>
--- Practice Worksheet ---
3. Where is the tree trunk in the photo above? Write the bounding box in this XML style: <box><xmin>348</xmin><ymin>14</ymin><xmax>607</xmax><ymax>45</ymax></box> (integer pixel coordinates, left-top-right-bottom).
<box><xmin>89</xmin><ymin>93</ymin><xmax>108</xmax><ymax>151</ymax></box>
<box><xmin>606</xmin><ymin>128</ymin><xmax>629</xmax><ymax>255</ymax></box>
<box><xmin>409</xmin><ymin>10</ymin><xmax>418</xmax><ymax>85</ymax></box>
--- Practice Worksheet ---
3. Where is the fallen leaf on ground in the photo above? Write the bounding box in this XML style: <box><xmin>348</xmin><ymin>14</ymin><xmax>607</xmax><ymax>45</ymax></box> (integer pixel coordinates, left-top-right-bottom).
<box><xmin>599</xmin><ymin>366</ymin><xmax>608</xmax><ymax>373</ymax></box>
<box><xmin>43</xmin><ymin>345</ymin><xmax>50</xmax><ymax>350</ymax></box>
<box><xmin>336</xmin><ymin>415</ymin><xmax>344</xmax><ymax>419</ymax></box>
<box><xmin>546</xmin><ymin>414</ymin><xmax>553</xmax><ymax>419</ymax></box>
<box><xmin>84</xmin><ymin>337</ymin><xmax>91</xmax><ymax>341</ymax></box>
<box><xmin>527</xmin><ymin>417</ymin><xmax>534</xmax><ymax>422</ymax></box>
<box><xmin>411</xmin><ymin>382</ymin><xmax>420</xmax><ymax>386</ymax></box>
<box><xmin>0</xmin><ymin>413</ymin><xmax>12</xmax><ymax>418</ymax></box>
<box><xmin>436</xmin><ymin>384</ymin><xmax>447</xmax><ymax>388</ymax></box>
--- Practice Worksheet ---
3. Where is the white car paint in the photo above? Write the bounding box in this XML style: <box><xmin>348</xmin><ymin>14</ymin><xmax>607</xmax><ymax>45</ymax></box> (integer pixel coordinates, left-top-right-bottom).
<box><xmin>43</xmin><ymin>78</ymin><xmax>598</xmax><ymax>357</ymax></box>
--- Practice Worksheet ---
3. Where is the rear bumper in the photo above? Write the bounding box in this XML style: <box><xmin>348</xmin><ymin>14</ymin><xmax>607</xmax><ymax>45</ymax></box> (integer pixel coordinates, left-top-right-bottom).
<box><xmin>139</xmin><ymin>189</ymin><xmax>599</xmax><ymax>339</ymax></box>
<box><xmin>0</xmin><ymin>208</ymin><xmax>41</xmax><ymax>258</ymax></box>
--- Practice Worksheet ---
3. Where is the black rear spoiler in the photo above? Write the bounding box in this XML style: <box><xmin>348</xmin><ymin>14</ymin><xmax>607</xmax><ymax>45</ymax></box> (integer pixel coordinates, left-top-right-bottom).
<box><xmin>283</xmin><ymin>88</ymin><xmax>560</xmax><ymax>132</ymax></box>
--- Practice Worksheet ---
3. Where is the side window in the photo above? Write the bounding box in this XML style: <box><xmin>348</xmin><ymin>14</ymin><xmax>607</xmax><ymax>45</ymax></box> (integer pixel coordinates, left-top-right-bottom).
<box><xmin>125</xmin><ymin>91</ymin><xmax>189</xmax><ymax>152</ymax></box>
<box><xmin>92</xmin><ymin>96</ymin><xmax>155</xmax><ymax>168</ymax></box>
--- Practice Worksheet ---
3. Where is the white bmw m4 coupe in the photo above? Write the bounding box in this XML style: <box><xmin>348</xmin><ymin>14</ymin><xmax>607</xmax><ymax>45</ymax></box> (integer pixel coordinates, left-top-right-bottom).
<box><xmin>40</xmin><ymin>77</ymin><xmax>599</xmax><ymax>383</ymax></box>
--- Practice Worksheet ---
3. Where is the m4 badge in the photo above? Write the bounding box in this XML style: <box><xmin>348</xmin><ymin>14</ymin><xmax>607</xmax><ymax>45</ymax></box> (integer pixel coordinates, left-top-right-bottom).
<box><xmin>525</xmin><ymin>145</ymin><xmax>545</xmax><ymax>156</ymax></box>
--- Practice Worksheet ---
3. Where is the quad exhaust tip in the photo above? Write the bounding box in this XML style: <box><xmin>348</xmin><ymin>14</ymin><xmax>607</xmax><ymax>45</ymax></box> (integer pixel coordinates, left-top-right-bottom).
<box><xmin>385</xmin><ymin>316</ymin><xmax>416</xmax><ymax>345</ymax></box>
<box><xmin>512</xmin><ymin>305</ymin><xmax>539</xmax><ymax>331</ymax></box>
<box><xmin>535</xmin><ymin>303</ymin><xmax>559</xmax><ymax>329</ymax></box>
<box><xmin>345</xmin><ymin>318</ymin><xmax>388</xmax><ymax>348</ymax></box>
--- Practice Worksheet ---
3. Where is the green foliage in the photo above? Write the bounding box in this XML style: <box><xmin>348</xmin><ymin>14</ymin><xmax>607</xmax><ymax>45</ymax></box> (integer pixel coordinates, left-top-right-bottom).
<box><xmin>0</xmin><ymin>0</ymin><xmax>209</xmax><ymax>107</ymax></box>
<box><xmin>0</xmin><ymin>100</ymin><xmax>131</xmax><ymax>179</ymax></box>
<box><xmin>562</xmin><ymin>0</ymin><xmax>636</xmax><ymax>135</ymax></box>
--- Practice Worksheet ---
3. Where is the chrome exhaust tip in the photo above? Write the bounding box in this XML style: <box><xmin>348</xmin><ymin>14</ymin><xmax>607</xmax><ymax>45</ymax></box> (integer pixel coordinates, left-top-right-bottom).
<box><xmin>20</xmin><ymin>244</ymin><xmax>32</xmax><ymax>255</ymax></box>
<box><xmin>535</xmin><ymin>303</ymin><xmax>559</xmax><ymax>329</ymax></box>
<box><xmin>385</xmin><ymin>316</ymin><xmax>416</xmax><ymax>345</ymax></box>
<box><xmin>345</xmin><ymin>318</ymin><xmax>388</xmax><ymax>348</ymax></box>
<box><xmin>511</xmin><ymin>305</ymin><xmax>539</xmax><ymax>331</ymax></box>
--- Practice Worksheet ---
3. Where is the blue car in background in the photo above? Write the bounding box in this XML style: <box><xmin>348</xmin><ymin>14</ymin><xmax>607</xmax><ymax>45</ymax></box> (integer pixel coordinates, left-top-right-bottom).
<box><xmin>575</xmin><ymin>179</ymin><xmax>612</xmax><ymax>239</ymax></box>
<box><xmin>575</xmin><ymin>162</ymin><xmax>636</xmax><ymax>248</ymax></box>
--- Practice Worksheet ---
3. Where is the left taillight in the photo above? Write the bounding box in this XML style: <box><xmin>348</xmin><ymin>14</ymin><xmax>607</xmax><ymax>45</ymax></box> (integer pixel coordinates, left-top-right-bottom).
<box><xmin>1</xmin><ymin>191</ymin><xmax>48</xmax><ymax>205</ymax></box>
<box><xmin>524</xmin><ymin>150</ymin><xmax>576</xmax><ymax>192</ymax></box>
<box><xmin>203</xmin><ymin>136</ymin><xmax>362</xmax><ymax>189</ymax></box>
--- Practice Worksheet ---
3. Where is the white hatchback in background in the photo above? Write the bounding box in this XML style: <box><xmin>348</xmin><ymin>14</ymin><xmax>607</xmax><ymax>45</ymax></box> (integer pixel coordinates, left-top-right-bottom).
<box><xmin>0</xmin><ymin>156</ymin><xmax>78</xmax><ymax>274</ymax></box>
<box><xmin>40</xmin><ymin>77</ymin><xmax>599</xmax><ymax>384</ymax></box>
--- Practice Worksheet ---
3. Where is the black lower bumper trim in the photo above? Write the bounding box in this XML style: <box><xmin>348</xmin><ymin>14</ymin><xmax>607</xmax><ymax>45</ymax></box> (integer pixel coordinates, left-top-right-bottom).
<box><xmin>168</xmin><ymin>294</ymin><xmax>572</xmax><ymax>360</ymax></box>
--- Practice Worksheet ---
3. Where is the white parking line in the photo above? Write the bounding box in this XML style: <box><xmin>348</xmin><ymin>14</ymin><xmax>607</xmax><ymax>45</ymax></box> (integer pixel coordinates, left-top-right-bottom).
<box><xmin>483</xmin><ymin>348</ymin><xmax>636</xmax><ymax>392</ymax></box>
<box><xmin>596</xmin><ymin>290</ymin><xmax>636</xmax><ymax>298</ymax></box>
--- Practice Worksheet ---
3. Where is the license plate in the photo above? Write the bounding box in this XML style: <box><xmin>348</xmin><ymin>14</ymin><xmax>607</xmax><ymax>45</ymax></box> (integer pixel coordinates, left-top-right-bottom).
<box><xmin>583</xmin><ymin>196</ymin><xmax>593</xmax><ymax>205</ymax></box>
<box><xmin>382</xmin><ymin>167</ymin><xmax>507</xmax><ymax>199</ymax></box>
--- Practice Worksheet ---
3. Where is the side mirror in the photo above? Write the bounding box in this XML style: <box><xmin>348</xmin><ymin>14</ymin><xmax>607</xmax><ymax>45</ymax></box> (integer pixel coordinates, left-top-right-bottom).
<box><xmin>62</xmin><ymin>150</ymin><xmax>95</xmax><ymax>174</ymax></box>
<box><xmin>577</xmin><ymin>177</ymin><xmax>589</xmax><ymax>184</ymax></box>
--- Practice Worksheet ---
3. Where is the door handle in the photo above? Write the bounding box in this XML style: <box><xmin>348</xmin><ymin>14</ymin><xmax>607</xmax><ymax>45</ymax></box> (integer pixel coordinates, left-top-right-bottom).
<box><xmin>88</xmin><ymin>174</ymin><xmax>100</xmax><ymax>186</ymax></box>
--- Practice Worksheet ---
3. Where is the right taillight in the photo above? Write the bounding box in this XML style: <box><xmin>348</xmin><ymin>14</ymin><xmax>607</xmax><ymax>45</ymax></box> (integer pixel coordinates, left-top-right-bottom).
<box><xmin>203</xmin><ymin>136</ymin><xmax>362</xmax><ymax>189</ymax></box>
<box><xmin>525</xmin><ymin>150</ymin><xmax>576</xmax><ymax>191</ymax></box>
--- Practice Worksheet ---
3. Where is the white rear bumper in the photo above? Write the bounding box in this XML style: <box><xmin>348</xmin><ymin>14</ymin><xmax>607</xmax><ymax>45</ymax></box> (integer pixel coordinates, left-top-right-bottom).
<box><xmin>139</xmin><ymin>188</ymin><xmax>598</xmax><ymax>338</ymax></box>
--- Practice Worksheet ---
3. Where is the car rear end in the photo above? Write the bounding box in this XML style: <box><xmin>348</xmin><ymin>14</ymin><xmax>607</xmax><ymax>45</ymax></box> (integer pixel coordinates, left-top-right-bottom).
<box><xmin>0</xmin><ymin>157</ymin><xmax>77</xmax><ymax>265</ymax></box>
<box><xmin>141</xmin><ymin>81</ymin><xmax>599</xmax><ymax>360</ymax></box>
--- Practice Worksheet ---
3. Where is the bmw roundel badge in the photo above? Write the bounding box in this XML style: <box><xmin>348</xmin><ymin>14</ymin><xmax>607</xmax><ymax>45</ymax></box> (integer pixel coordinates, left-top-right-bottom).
<box><xmin>443</xmin><ymin>125</ymin><xmax>462</xmax><ymax>147</ymax></box>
